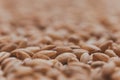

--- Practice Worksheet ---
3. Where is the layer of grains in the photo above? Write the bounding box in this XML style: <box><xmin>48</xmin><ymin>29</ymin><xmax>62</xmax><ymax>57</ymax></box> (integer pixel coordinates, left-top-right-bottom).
<box><xmin>0</xmin><ymin>0</ymin><xmax>120</xmax><ymax>80</ymax></box>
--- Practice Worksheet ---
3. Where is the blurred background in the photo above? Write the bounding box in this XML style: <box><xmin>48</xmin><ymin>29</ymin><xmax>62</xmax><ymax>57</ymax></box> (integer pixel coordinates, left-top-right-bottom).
<box><xmin>0</xmin><ymin>0</ymin><xmax>120</xmax><ymax>45</ymax></box>
<box><xmin>0</xmin><ymin>0</ymin><xmax>120</xmax><ymax>28</ymax></box>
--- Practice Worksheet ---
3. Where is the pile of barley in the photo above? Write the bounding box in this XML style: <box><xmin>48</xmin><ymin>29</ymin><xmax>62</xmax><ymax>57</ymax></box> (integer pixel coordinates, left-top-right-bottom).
<box><xmin>0</xmin><ymin>0</ymin><xmax>120</xmax><ymax>80</ymax></box>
